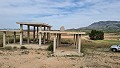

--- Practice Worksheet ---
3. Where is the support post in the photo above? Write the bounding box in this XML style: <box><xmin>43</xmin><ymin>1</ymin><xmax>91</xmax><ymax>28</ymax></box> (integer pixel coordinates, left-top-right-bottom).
<box><xmin>3</xmin><ymin>31</ymin><xmax>6</xmax><ymax>47</ymax></box>
<box><xmin>74</xmin><ymin>34</ymin><xmax>76</xmax><ymax>47</ymax></box>
<box><xmin>27</xmin><ymin>25</ymin><xmax>30</xmax><ymax>44</ymax></box>
<box><xmin>39</xmin><ymin>32</ymin><xmax>42</xmax><ymax>46</ymax></box>
<box><xmin>37</xmin><ymin>26</ymin><xmax>39</xmax><ymax>39</ymax></box>
<box><xmin>59</xmin><ymin>34</ymin><xmax>61</xmax><ymax>45</ymax></box>
<box><xmin>14</xmin><ymin>32</ymin><xmax>16</xmax><ymax>43</ymax></box>
<box><xmin>47</xmin><ymin>27</ymin><xmax>49</xmax><ymax>42</ymax></box>
<box><xmin>56</xmin><ymin>34</ymin><xmax>59</xmax><ymax>47</ymax></box>
<box><xmin>76</xmin><ymin>34</ymin><xmax>78</xmax><ymax>49</ymax></box>
<box><xmin>48</xmin><ymin>27</ymin><xmax>51</xmax><ymax>41</ymax></box>
<box><xmin>53</xmin><ymin>34</ymin><xmax>57</xmax><ymax>53</ymax></box>
<box><xmin>20</xmin><ymin>24</ymin><xmax>23</xmax><ymax>45</ymax></box>
<box><xmin>43</xmin><ymin>27</ymin><xmax>46</xmax><ymax>44</ymax></box>
<box><xmin>78</xmin><ymin>34</ymin><xmax>81</xmax><ymax>53</ymax></box>
<box><xmin>33</xmin><ymin>26</ymin><xmax>35</xmax><ymax>39</ymax></box>
<box><xmin>39</xmin><ymin>26</ymin><xmax>42</xmax><ymax>46</ymax></box>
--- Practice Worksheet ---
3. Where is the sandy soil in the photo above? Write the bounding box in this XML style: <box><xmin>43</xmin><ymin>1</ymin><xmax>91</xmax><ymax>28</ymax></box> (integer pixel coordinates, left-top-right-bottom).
<box><xmin>0</xmin><ymin>48</ymin><xmax>120</xmax><ymax>68</ymax></box>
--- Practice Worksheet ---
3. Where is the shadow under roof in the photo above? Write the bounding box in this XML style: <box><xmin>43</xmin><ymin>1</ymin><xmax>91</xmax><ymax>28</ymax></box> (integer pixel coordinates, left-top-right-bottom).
<box><xmin>16</xmin><ymin>22</ymin><xmax>52</xmax><ymax>27</ymax></box>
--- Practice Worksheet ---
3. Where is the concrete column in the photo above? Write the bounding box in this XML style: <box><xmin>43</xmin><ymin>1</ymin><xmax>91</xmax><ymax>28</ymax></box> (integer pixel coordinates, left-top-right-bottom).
<box><xmin>27</xmin><ymin>25</ymin><xmax>30</xmax><ymax>44</ymax></box>
<box><xmin>78</xmin><ymin>34</ymin><xmax>81</xmax><ymax>53</ymax></box>
<box><xmin>37</xmin><ymin>26</ymin><xmax>39</xmax><ymax>39</ymax></box>
<box><xmin>56</xmin><ymin>34</ymin><xmax>59</xmax><ymax>47</ymax></box>
<box><xmin>39</xmin><ymin>32</ymin><xmax>42</xmax><ymax>46</ymax></box>
<box><xmin>33</xmin><ymin>26</ymin><xmax>36</xmax><ymax>43</ymax></box>
<box><xmin>59</xmin><ymin>34</ymin><xmax>61</xmax><ymax>45</ymax></box>
<box><xmin>48</xmin><ymin>27</ymin><xmax>51</xmax><ymax>41</ymax></box>
<box><xmin>33</xmin><ymin>26</ymin><xmax>35</xmax><ymax>39</ymax></box>
<box><xmin>47</xmin><ymin>27</ymin><xmax>49</xmax><ymax>42</ymax></box>
<box><xmin>74</xmin><ymin>34</ymin><xmax>76</xmax><ymax>47</ymax></box>
<box><xmin>43</xmin><ymin>27</ymin><xmax>46</xmax><ymax>44</ymax></box>
<box><xmin>14</xmin><ymin>32</ymin><xmax>16</xmax><ymax>43</ymax></box>
<box><xmin>53</xmin><ymin>34</ymin><xmax>57</xmax><ymax>53</ymax></box>
<box><xmin>20</xmin><ymin>24</ymin><xmax>23</xmax><ymax>45</ymax></box>
<box><xmin>39</xmin><ymin>26</ymin><xmax>42</xmax><ymax>46</ymax></box>
<box><xmin>76</xmin><ymin>34</ymin><xmax>78</xmax><ymax>49</ymax></box>
<box><xmin>3</xmin><ymin>31</ymin><xmax>6</xmax><ymax>47</ymax></box>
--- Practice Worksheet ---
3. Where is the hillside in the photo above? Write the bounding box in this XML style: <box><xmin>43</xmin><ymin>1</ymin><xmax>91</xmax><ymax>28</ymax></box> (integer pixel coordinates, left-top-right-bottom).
<box><xmin>71</xmin><ymin>21</ymin><xmax>120</xmax><ymax>32</ymax></box>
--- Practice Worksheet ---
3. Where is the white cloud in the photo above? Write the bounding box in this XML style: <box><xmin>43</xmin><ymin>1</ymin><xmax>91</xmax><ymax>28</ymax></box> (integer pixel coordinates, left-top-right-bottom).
<box><xmin>0</xmin><ymin>0</ymin><xmax>120</xmax><ymax>29</ymax></box>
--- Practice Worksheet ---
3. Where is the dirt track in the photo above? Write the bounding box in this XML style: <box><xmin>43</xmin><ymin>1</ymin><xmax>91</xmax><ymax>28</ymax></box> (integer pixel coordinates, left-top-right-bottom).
<box><xmin>0</xmin><ymin>48</ymin><xmax>120</xmax><ymax>68</ymax></box>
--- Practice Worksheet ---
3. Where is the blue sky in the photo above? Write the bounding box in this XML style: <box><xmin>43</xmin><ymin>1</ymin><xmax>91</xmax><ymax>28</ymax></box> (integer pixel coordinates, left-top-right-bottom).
<box><xmin>0</xmin><ymin>0</ymin><xmax>120</xmax><ymax>29</ymax></box>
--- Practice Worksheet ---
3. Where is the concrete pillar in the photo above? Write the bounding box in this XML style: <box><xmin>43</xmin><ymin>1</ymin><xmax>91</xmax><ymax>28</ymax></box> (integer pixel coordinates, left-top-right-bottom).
<box><xmin>27</xmin><ymin>25</ymin><xmax>30</xmax><ymax>44</ymax></box>
<box><xmin>39</xmin><ymin>32</ymin><xmax>42</xmax><ymax>46</ymax></box>
<box><xmin>3</xmin><ymin>31</ymin><xmax>6</xmax><ymax>47</ymax></box>
<box><xmin>20</xmin><ymin>24</ymin><xmax>23</xmax><ymax>45</ymax></box>
<box><xmin>48</xmin><ymin>27</ymin><xmax>51</xmax><ymax>41</ymax></box>
<box><xmin>43</xmin><ymin>27</ymin><xmax>46</xmax><ymax>44</ymax></box>
<box><xmin>39</xmin><ymin>26</ymin><xmax>42</xmax><ymax>46</ymax></box>
<box><xmin>78</xmin><ymin>34</ymin><xmax>81</xmax><ymax>53</ymax></box>
<box><xmin>33</xmin><ymin>26</ymin><xmax>35</xmax><ymax>39</ymax></box>
<box><xmin>59</xmin><ymin>34</ymin><xmax>61</xmax><ymax>45</ymax></box>
<box><xmin>56</xmin><ymin>34</ymin><xmax>59</xmax><ymax>47</ymax></box>
<box><xmin>53</xmin><ymin>34</ymin><xmax>57</xmax><ymax>53</ymax></box>
<box><xmin>74</xmin><ymin>34</ymin><xmax>76</xmax><ymax>47</ymax></box>
<box><xmin>47</xmin><ymin>27</ymin><xmax>49</xmax><ymax>42</ymax></box>
<box><xmin>33</xmin><ymin>26</ymin><xmax>36</xmax><ymax>43</ymax></box>
<box><xmin>76</xmin><ymin>34</ymin><xmax>78</xmax><ymax>49</ymax></box>
<box><xmin>14</xmin><ymin>32</ymin><xmax>16</xmax><ymax>43</ymax></box>
<box><xmin>37</xmin><ymin>26</ymin><xmax>39</xmax><ymax>39</ymax></box>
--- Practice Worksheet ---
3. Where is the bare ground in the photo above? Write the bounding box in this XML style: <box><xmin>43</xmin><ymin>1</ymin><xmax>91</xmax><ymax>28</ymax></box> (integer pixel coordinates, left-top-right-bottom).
<box><xmin>0</xmin><ymin>48</ymin><xmax>120</xmax><ymax>68</ymax></box>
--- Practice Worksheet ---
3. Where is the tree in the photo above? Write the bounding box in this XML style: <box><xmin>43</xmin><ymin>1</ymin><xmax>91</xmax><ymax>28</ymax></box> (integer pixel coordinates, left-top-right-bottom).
<box><xmin>89</xmin><ymin>30</ymin><xmax>104</xmax><ymax>40</ymax></box>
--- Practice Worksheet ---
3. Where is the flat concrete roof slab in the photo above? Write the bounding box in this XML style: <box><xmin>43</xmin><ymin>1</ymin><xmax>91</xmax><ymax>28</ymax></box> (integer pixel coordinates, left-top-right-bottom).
<box><xmin>16</xmin><ymin>22</ymin><xmax>52</xmax><ymax>27</ymax></box>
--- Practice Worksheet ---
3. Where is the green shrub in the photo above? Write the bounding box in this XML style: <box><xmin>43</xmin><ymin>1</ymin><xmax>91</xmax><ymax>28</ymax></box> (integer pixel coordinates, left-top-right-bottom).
<box><xmin>47</xmin><ymin>44</ymin><xmax>53</xmax><ymax>52</ymax></box>
<box><xmin>4</xmin><ymin>46</ymin><xmax>12</xmax><ymax>50</ymax></box>
<box><xmin>13</xmin><ymin>46</ymin><xmax>18</xmax><ymax>49</ymax></box>
<box><xmin>20</xmin><ymin>46</ymin><xmax>27</xmax><ymax>49</ymax></box>
<box><xmin>9</xmin><ymin>39</ymin><xmax>14</xmax><ymax>43</ymax></box>
<box><xmin>89</xmin><ymin>30</ymin><xmax>104</xmax><ymax>40</ymax></box>
<box><xmin>61</xmin><ymin>39</ymin><xmax>74</xmax><ymax>44</ymax></box>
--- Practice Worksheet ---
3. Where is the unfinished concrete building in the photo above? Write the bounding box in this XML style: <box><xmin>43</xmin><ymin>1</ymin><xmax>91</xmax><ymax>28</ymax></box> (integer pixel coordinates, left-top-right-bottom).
<box><xmin>0</xmin><ymin>22</ymin><xmax>85</xmax><ymax>56</ymax></box>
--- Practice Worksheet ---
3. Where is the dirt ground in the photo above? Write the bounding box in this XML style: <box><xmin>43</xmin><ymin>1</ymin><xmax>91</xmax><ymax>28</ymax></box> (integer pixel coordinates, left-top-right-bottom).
<box><xmin>0</xmin><ymin>48</ymin><xmax>120</xmax><ymax>68</ymax></box>
<box><xmin>0</xmin><ymin>34</ymin><xmax>120</xmax><ymax>68</ymax></box>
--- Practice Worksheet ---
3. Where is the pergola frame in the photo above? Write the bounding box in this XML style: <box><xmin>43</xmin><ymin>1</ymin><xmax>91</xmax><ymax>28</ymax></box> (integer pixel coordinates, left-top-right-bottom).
<box><xmin>39</xmin><ymin>31</ymin><xmax>85</xmax><ymax>54</ymax></box>
<box><xmin>0</xmin><ymin>22</ymin><xmax>52</xmax><ymax>47</ymax></box>
<box><xmin>0</xmin><ymin>22</ymin><xmax>86</xmax><ymax>54</ymax></box>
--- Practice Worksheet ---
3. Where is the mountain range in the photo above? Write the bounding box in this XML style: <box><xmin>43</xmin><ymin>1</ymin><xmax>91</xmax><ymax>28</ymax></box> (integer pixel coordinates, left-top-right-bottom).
<box><xmin>68</xmin><ymin>21</ymin><xmax>120</xmax><ymax>33</ymax></box>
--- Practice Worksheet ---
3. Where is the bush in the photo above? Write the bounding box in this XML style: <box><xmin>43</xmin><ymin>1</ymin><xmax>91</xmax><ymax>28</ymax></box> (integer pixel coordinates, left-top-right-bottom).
<box><xmin>13</xmin><ymin>46</ymin><xmax>18</xmax><ymax>49</ymax></box>
<box><xmin>89</xmin><ymin>30</ymin><xmax>104</xmax><ymax>40</ymax></box>
<box><xmin>4</xmin><ymin>46</ymin><xmax>12</xmax><ymax>50</ymax></box>
<box><xmin>61</xmin><ymin>39</ymin><xmax>74</xmax><ymax>44</ymax></box>
<box><xmin>47</xmin><ymin>44</ymin><xmax>53</xmax><ymax>52</ymax></box>
<box><xmin>20</xmin><ymin>46</ymin><xmax>27</xmax><ymax>49</ymax></box>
